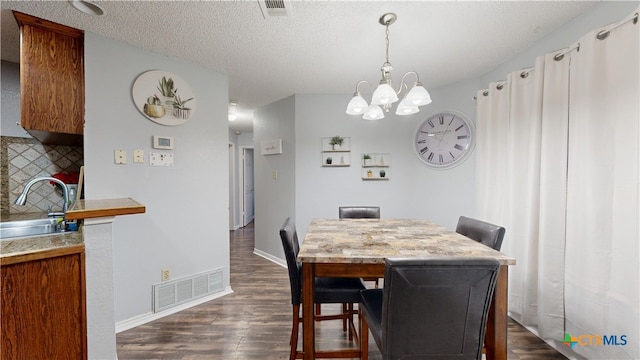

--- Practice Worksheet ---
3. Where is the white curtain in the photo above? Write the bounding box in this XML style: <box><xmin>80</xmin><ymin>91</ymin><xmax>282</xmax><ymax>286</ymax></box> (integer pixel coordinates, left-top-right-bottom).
<box><xmin>475</xmin><ymin>8</ymin><xmax>639</xmax><ymax>359</ymax></box>
<box><xmin>475</xmin><ymin>81</ymin><xmax>510</xmax><ymax>225</ymax></box>
<box><xmin>537</xmin><ymin>49</ymin><xmax>572</xmax><ymax>340</ymax></box>
<box><xmin>565</xmin><ymin>11</ymin><xmax>639</xmax><ymax>359</ymax></box>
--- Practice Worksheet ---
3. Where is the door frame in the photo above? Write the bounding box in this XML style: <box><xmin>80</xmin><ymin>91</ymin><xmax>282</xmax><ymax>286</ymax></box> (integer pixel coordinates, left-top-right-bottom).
<box><xmin>239</xmin><ymin>146</ymin><xmax>254</xmax><ymax>226</ymax></box>
<box><xmin>228</xmin><ymin>142</ymin><xmax>236</xmax><ymax>230</ymax></box>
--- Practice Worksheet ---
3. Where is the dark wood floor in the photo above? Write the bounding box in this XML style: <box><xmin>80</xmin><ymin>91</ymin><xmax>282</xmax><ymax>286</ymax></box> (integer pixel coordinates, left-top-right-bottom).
<box><xmin>116</xmin><ymin>221</ymin><xmax>566</xmax><ymax>359</ymax></box>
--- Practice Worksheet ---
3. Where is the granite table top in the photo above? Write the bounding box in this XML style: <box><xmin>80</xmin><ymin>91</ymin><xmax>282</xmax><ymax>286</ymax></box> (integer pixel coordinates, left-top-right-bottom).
<box><xmin>298</xmin><ymin>218</ymin><xmax>516</xmax><ymax>266</ymax></box>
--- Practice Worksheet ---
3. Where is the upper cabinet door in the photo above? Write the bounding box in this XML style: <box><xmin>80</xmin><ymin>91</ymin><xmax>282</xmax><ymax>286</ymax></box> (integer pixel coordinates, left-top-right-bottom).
<box><xmin>15</xmin><ymin>12</ymin><xmax>84</xmax><ymax>145</ymax></box>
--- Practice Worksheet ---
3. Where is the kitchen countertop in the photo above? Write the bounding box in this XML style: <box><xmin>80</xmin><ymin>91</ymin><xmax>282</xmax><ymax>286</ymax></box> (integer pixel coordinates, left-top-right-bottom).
<box><xmin>1</xmin><ymin>197</ymin><xmax>145</xmax><ymax>262</ymax></box>
<box><xmin>1</xmin><ymin>229</ymin><xmax>84</xmax><ymax>264</ymax></box>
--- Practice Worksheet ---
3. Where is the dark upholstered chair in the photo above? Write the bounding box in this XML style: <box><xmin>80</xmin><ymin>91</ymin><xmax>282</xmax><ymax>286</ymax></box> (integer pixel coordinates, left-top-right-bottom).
<box><xmin>280</xmin><ymin>217</ymin><xmax>365</xmax><ymax>360</ymax></box>
<box><xmin>456</xmin><ymin>216</ymin><xmax>506</xmax><ymax>251</ymax></box>
<box><xmin>338</xmin><ymin>206</ymin><xmax>382</xmax><ymax>288</ymax></box>
<box><xmin>359</xmin><ymin>257</ymin><xmax>500</xmax><ymax>360</ymax></box>
<box><xmin>338</xmin><ymin>206</ymin><xmax>381</xmax><ymax>219</ymax></box>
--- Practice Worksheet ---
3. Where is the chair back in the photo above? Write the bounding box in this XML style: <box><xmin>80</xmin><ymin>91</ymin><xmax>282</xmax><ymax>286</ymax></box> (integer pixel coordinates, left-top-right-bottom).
<box><xmin>456</xmin><ymin>216</ymin><xmax>506</xmax><ymax>251</ymax></box>
<box><xmin>380</xmin><ymin>257</ymin><xmax>500</xmax><ymax>360</ymax></box>
<box><xmin>279</xmin><ymin>217</ymin><xmax>302</xmax><ymax>305</ymax></box>
<box><xmin>338</xmin><ymin>206</ymin><xmax>380</xmax><ymax>219</ymax></box>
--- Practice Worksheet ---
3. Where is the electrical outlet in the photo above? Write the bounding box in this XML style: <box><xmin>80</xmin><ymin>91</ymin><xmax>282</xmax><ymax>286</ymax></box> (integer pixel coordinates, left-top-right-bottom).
<box><xmin>161</xmin><ymin>268</ymin><xmax>171</xmax><ymax>281</ymax></box>
<box><xmin>133</xmin><ymin>149</ymin><xmax>144</xmax><ymax>163</ymax></box>
<box><xmin>114</xmin><ymin>149</ymin><xmax>127</xmax><ymax>164</ymax></box>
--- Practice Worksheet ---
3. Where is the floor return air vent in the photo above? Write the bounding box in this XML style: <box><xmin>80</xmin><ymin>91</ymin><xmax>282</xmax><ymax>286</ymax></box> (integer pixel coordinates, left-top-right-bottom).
<box><xmin>153</xmin><ymin>268</ymin><xmax>224</xmax><ymax>313</ymax></box>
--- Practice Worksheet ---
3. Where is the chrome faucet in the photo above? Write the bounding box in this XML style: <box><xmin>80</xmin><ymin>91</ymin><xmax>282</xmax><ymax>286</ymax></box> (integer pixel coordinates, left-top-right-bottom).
<box><xmin>15</xmin><ymin>177</ymin><xmax>69</xmax><ymax>217</ymax></box>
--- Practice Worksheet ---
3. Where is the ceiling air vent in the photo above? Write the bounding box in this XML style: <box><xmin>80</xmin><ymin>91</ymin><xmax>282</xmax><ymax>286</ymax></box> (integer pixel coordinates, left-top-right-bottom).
<box><xmin>259</xmin><ymin>0</ymin><xmax>293</xmax><ymax>18</ymax></box>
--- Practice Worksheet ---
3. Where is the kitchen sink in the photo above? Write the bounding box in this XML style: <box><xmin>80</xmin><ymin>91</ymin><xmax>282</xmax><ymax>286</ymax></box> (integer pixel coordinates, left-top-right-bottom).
<box><xmin>0</xmin><ymin>218</ymin><xmax>67</xmax><ymax>240</ymax></box>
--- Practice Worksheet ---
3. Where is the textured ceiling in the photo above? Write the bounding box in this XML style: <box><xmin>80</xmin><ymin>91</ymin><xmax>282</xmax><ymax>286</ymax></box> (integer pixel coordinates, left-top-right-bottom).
<box><xmin>1</xmin><ymin>1</ymin><xmax>597</xmax><ymax>133</ymax></box>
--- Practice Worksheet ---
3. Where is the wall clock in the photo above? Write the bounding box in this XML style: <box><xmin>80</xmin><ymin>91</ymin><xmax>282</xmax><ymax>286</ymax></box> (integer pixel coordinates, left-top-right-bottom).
<box><xmin>132</xmin><ymin>70</ymin><xmax>196</xmax><ymax>126</ymax></box>
<box><xmin>413</xmin><ymin>110</ymin><xmax>475</xmax><ymax>169</ymax></box>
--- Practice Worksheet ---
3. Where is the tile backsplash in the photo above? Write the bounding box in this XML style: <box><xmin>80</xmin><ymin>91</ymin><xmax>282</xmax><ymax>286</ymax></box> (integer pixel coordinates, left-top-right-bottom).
<box><xmin>1</xmin><ymin>136</ymin><xmax>83</xmax><ymax>216</ymax></box>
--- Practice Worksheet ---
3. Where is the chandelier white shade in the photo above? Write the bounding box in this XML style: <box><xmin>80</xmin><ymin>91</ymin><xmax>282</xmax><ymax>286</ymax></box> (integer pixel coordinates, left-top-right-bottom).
<box><xmin>404</xmin><ymin>82</ymin><xmax>432</xmax><ymax>106</ymax></box>
<box><xmin>346</xmin><ymin>13</ymin><xmax>432</xmax><ymax>119</ymax></box>
<box><xmin>395</xmin><ymin>100</ymin><xmax>419</xmax><ymax>115</ymax></box>
<box><xmin>363</xmin><ymin>104</ymin><xmax>385</xmax><ymax>120</ymax></box>
<box><xmin>345</xmin><ymin>92</ymin><xmax>368</xmax><ymax>115</ymax></box>
<box><xmin>371</xmin><ymin>82</ymin><xmax>398</xmax><ymax>105</ymax></box>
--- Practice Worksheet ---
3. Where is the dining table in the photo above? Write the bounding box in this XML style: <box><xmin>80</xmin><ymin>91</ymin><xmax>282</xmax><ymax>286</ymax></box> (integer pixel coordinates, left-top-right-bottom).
<box><xmin>298</xmin><ymin>218</ymin><xmax>516</xmax><ymax>360</ymax></box>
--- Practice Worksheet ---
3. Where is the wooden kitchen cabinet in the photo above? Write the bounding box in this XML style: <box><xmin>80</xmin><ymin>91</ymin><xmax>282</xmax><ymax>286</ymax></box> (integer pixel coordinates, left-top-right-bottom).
<box><xmin>14</xmin><ymin>12</ymin><xmax>84</xmax><ymax>146</ymax></box>
<box><xmin>1</xmin><ymin>245</ymin><xmax>87</xmax><ymax>360</ymax></box>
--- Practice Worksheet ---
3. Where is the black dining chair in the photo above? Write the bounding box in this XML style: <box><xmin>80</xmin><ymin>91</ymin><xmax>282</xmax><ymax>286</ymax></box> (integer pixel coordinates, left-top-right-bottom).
<box><xmin>279</xmin><ymin>217</ymin><xmax>365</xmax><ymax>360</ymax></box>
<box><xmin>359</xmin><ymin>257</ymin><xmax>500</xmax><ymax>360</ymax></box>
<box><xmin>456</xmin><ymin>216</ymin><xmax>506</xmax><ymax>251</ymax></box>
<box><xmin>338</xmin><ymin>206</ymin><xmax>381</xmax><ymax>288</ymax></box>
<box><xmin>338</xmin><ymin>206</ymin><xmax>381</xmax><ymax>219</ymax></box>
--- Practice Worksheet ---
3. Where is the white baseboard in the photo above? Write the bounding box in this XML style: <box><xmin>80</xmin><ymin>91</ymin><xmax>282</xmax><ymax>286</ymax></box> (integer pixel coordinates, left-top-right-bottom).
<box><xmin>115</xmin><ymin>286</ymin><xmax>233</xmax><ymax>333</ymax></box>
<box><xmin>253</xmin><ymin>248</ymin><xmax>286</xmax><ymax>268</ymax></box>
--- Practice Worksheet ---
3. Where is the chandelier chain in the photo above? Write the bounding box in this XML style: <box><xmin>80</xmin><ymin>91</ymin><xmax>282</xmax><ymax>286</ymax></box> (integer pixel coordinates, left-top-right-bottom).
<box><xmin>385</xmin><ymin>24</ymin><xmax>390</xmax><ymax>64</ymax></box>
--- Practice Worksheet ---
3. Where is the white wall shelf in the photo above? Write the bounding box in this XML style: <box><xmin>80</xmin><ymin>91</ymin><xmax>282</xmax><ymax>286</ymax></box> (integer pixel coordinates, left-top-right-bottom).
<box><xmin>361</xmin><ymin>153</ymin><xmax>390</xmax><ymax>180</ymax></box>
<box><xmin>321</xmin><ymin>137</ymin><xmax>351</xmax><ymax>166</ymax></box>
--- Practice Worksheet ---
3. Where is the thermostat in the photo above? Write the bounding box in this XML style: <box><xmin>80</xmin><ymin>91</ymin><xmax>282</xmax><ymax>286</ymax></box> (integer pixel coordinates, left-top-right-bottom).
<box><xmin>152</xmin><ymin>136</ymin><xmax>174</xmax><ymax>149</ymax></box>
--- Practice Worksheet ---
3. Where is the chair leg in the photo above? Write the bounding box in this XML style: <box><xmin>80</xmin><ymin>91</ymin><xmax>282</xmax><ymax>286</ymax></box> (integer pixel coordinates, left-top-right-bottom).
<box><xmin>347</xmin><ymin>303</ymin><xmax>359</xmax><ymax>343</ymax></box>
<box><xmin>315</xmin><ymin>303</ymin><xmax>321</xmax><ymax>315</ymax></box>
<box><xmin>360</xmin><ymin>308</ymin><xmax>369</xmax><ymax>360</ymax></box>
<box><xmin>290</xmin><ymin>304</ymin><xmax>300</xmax><ymax>360</ymax></box>
<box><xmin>342</xmin><ymin>303</ymin><xmax>348</xmax><ymax>332</ymax></box>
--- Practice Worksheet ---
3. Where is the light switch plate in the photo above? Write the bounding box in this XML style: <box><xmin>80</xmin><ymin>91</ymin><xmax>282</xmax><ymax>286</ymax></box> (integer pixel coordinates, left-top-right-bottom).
<box><xmin>114</xmin><ymin>149</ymin><xmax>127</xmax><ymax>164</ymax></box>
<box><xmin>149</xmin><ymin>152</ymin><xmax>174</xmax><ymax>166</ymax></box>
<box><xmin>133</xmin><ymin>150</ymin><xmax>144</xmax><ymax>163</ymax></box>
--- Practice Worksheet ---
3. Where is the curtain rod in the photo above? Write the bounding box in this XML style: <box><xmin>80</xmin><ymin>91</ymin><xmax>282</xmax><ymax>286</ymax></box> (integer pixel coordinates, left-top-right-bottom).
<box><xmin>596</xmin><ymin>12</ymin><xmax>638</xmax><ymax>40</ymax></box>
<box><xmin>555</xmin><ymin>12</ymin><xmax>638</xmax><ymax>61</ymax></box>
<box><xmin>474</xmin><ymin>10</ymin><xmax>639</xmax><ymax>101</ymax></box>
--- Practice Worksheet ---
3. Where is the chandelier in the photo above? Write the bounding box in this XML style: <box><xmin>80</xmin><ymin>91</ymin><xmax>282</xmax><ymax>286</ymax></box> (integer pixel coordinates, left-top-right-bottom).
<box><xmin>346</xmin><ymin>13</ymin><xmax>432</xmax><ymax>120</ymax></box>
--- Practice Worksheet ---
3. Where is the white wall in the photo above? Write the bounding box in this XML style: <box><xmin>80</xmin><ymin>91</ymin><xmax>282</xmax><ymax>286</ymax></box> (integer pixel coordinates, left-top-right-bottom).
<box><xmin>254</xmin><ymin>96</ymin><xmax>296</xmax><ymax>258</ymax></box>
<box><xmin>253</xmin><ymin>82</ymin><xmax>478</xmax><ymax>257</ymax></box>
<box><xmin>84</xmin><ymin>33</ymin><xmax>230</xmax><ymax>322</ymax></box>
<box><xmin>293</xmin><ymin>88</ymin><xmax>478</xmax><ymax>239</ymax></box>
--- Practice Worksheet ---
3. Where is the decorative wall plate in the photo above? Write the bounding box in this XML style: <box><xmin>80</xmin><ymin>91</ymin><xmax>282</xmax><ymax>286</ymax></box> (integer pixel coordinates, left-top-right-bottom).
<box><xmin>132</xmin><ymin>70</ymin><xmax>196</xmax><ymax>126</ymax></box>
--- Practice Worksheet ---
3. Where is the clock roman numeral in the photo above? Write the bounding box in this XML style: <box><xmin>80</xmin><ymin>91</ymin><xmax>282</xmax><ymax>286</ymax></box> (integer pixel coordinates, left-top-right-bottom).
<box><xmin>457</xmin><ymin>135</ymin><xmax>468</xmax><ymax>140</ymax></box>
<box><xmin>427</xmin><ymin>152</ymin><xmax>434</xmax><ymax>161</ymax></box>
<box><xmin>439</xmin><ymin>154</ymin><xmax>444</xmax><ymax>164</ymax></box>
<box><xmin>439</xmin><ymin>115</ymin><xmax>444</xmax><ymax>125</ymax></box>
<box><xmin>454</xmin><ymin>144</ymin><xmax>465</xmax><ymax>151</ymax></box>
<box><xmin>420</xmin><ymin>146</ymin><xmax>429</xmax><ymax>154</ymax></box>
<box><xmin>428</xmin><ymin>120</ymin><xmax>435</xmax><ymax>128</ymax></box>
<box><xmin>417</xmin><ymin>139</ymin><xmax>426</xmax><ymax>144</ymax></box>
<box><xmin>449</xmin><ymin>151</ymin><xmax>455</xmax><ymax>159</ymax></box>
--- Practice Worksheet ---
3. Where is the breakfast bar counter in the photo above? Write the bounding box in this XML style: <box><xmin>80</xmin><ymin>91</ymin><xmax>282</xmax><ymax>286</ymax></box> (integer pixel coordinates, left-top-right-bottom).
<box><xmin>66</xmin><ymin>197</ymin><xmax>145</xmax><ymax>220</ymax></box>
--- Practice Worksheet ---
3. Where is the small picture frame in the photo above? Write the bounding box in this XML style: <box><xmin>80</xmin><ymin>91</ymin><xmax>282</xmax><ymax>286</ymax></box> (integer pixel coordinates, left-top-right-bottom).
<box><xmin>261</xmin><ymin>139</ymin><xmax>283</xmax><ymax>155</ymax></box>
